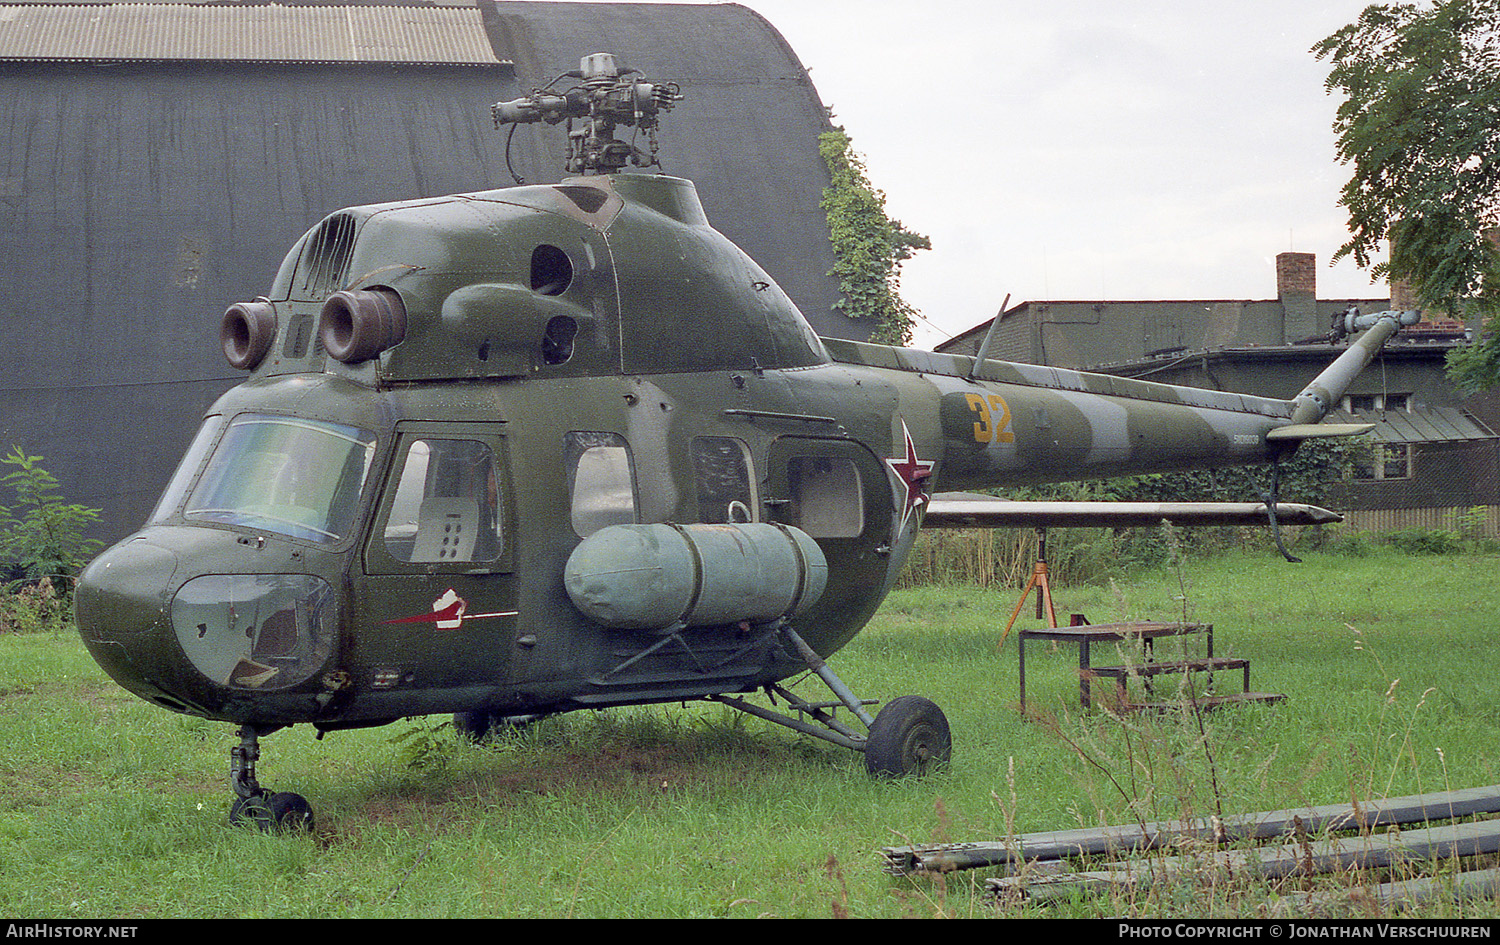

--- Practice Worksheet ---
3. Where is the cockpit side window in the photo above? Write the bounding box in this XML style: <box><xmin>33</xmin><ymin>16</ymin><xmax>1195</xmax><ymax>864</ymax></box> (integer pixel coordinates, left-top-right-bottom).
<box><xmin>566</xmin><ymin>432</ymin><xmax>637</xmax><ymax>536</ymax></box>
<box><xmin>383</xmin><ymin>438</ymin><xmax>502</xmax><ymax>563</ymax></box>
<box><xmin>149</xmin><ymin>414</ymin><xmax>226</xmax><ymax>525</ymax></box>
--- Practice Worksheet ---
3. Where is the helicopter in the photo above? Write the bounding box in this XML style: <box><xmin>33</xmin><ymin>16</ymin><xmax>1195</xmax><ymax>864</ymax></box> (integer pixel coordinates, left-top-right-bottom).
<box><xmin>73</xmin><ymin>53</ymin><xmax>1414</xmax><ymax>831</ymax></box>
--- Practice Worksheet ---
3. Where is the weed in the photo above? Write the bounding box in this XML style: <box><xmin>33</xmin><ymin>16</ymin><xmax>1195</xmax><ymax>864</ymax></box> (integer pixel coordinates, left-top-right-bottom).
<box><xmin>2</xmin><ymin>547</ymin><xmax>1498</xmax><ymax>917</ymax></box>
<box><xmin>995</xmin><ymin>541</ymin><xmax>1476</xmax><ymax>919</ymax></box>
<box><xmin>0</xmin><ymin>446</ymin><xmax>103</xmax><ymax>590</ymax></box>
<box><xmin>0</xmin><ymin>576</ymin><xmax>66</xmax><ymax>633</ymax></box>
<box><xmin>388</xmin><ymin>720</ymin><xmax>462</xmax><ymax>774</ymax></box>
<box><xmin>1323</xmin><ymin>526</ymin><xmax>1377</xmax><ymax>557</ymax></box>
<box><xmin>1383</xmin><ymin>528</ymin><xmax>1465</xmax><ymax>556</ymax></box>
<box><xmin>899</xmin><ymin>526</ymin><xmax>1123</xmax><ymax>590</ymax></box>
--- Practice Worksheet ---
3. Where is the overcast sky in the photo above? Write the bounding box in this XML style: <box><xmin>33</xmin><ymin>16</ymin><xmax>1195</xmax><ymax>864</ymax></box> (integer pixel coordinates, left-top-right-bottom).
<box><xmin>641</xmin><ymin>0</ymin><xmax>1389</xmax><ymax>347</ymax></box>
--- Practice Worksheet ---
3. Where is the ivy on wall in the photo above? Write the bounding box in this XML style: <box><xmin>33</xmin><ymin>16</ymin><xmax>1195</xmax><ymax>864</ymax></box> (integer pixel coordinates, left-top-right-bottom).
<box><xmin>819</xmin><ymin>127</ymin><xmax>931</xmax><ymax>346</ymax></box>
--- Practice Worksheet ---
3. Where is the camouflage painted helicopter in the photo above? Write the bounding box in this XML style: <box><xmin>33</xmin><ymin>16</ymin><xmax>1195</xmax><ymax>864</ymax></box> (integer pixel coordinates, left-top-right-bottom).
<box><xmin>74</xmin><ymin>54</ymin><xmax>1413</xmax><ymax>830</ymax></box>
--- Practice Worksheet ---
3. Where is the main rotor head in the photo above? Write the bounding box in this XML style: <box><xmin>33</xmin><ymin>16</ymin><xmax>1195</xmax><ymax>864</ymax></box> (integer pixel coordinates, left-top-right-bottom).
<box><xmin>492</xmin><ymin>52</ymin><xmax>682</xmax><ymax>175</ymax></box>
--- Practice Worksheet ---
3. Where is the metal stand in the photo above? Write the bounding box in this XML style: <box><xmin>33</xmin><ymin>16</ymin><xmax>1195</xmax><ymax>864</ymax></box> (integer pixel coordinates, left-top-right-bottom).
<box><xmin>1002</xmin><ymin>527</ymin><xmax>1058</xmax><ymax>647</ymax></box>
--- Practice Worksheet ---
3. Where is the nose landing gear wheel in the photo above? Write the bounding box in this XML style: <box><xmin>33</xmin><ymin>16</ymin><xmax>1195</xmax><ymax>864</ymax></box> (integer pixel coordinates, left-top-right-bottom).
<box><xmin>863</xmin><ymin>695</ymin><xmax>951</xmax><ymax>778</ymax></box>
<box><xmin>229</xmin><ymin>791</ymin><xmax>315</xmax><ymax>832</ymax></box>
<box><xmin>228</xmin><ymin>725</ymin><xmax>315</xmax><ymax>833</ymax></box>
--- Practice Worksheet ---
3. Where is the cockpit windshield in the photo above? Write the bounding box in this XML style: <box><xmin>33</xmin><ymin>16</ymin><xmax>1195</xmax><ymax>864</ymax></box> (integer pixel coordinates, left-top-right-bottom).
<box><xmin>180</xmin><ymin>414</ymin><xmax>377</xmax><ymax>545</ymax></box>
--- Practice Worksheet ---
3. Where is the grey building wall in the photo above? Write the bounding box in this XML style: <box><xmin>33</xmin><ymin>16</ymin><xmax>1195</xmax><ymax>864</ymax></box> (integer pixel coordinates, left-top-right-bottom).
<box><xmin>940</xmin><ymin>251</ymin><xmax>1392</xmax><ymax>370</ymax></box>
<box><xmin>942</xmin><ymin>296</ymin><xmax>1386</xmax><ymax>372</ymax></box>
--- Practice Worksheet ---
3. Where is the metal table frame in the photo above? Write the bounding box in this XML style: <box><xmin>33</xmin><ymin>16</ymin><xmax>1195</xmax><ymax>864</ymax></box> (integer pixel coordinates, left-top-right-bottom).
<box><xmin>1017</xmin><ymin>621</ymin><xmax>1211</xmax><ymax>711</ymax></box>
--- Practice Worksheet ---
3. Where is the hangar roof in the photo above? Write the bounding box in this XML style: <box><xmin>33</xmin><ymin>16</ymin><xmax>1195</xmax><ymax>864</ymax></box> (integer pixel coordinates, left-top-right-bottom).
<box><xmin>0</xmin><ymin>2</ymin><xmax>509</xmax><ymax>65</ymax></box>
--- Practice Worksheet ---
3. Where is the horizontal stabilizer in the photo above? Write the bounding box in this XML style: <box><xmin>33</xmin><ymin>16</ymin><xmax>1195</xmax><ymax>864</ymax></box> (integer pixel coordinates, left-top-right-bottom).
<box><xmin>1265</xmin><ymin>423</ymin><xmax>1374</xmax><ymax>442</ymax></box>
<box><xmin>923</xmin><ymin>494</ymin><xmax>1343</xmax><ymax>529</ymax></box>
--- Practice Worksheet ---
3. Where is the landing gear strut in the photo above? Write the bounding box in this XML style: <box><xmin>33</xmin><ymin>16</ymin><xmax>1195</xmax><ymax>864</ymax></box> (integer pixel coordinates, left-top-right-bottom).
<box><xmin>712</xmin><ymin>624</ymin><xmax>952</xmax><ymax>778</ymax></box>
<box><xmin>228</xmin><ymin>725</ymin><xmax>314</xmax><ymax>832</ymax></box>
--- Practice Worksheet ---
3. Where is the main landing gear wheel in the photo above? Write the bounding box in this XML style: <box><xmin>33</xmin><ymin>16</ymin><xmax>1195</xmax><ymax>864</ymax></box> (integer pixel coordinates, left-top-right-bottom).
<box><xmin>864</xmin><ymin>695</ymin><xmax>952</xmax><ymax>778</ymax></box>
<box><xmin>452</xmin><ymin>710</ymin><xmax>550</xmax><ymax>741</ymax></box>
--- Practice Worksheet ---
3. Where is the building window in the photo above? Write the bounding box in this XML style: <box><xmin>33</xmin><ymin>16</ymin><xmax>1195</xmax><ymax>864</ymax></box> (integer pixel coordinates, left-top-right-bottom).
<box><xmin>1344</xmin><ymin>393</ymin><xmax>1410</xmax><ymax>413</ymax></box>
<box><xmin>1381</xmin><ymin>443</ymin><xmax>1411</xmax><ymax>479</ymax></box>
<box><xmin>1350</xmin><ymin>443</ymin><xmax>1412</xmax><ymax>481</ymax></box>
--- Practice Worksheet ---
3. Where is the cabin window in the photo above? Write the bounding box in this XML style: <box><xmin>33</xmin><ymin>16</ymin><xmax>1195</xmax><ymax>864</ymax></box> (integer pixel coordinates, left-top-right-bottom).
<box><xmin>567</xmin><ymin>432</ymin><xmax>637</xmax><ymax>536</ymax></box>
<box><xmin>786</xmin><ymin>456</ymin><xmax>862</xmax><ymax>538</ymax></box>
<box><xmin>182</xmin><ymin>414</ymin><xmax>376</xmax><ymax>545</ymax></box>
<box><xmin>383</xmin><ymin>439</ymin><xmax>501</xmax><ymax>563</ymax></box>
<box><xmin>692</xmin><ymin>437</ymin><xmax>756</xmax><ymax>523</ymax></box>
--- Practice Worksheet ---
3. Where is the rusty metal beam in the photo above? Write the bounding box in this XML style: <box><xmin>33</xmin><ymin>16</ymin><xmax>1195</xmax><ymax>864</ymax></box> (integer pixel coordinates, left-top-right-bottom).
<box><xmin>882</xmin><ymin>784</ymin><xmax>1500</xmax><ymax>875</ymax></box>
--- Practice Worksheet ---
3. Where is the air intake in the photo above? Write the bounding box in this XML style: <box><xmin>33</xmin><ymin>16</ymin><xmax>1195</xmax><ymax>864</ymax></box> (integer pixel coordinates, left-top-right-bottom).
<box><xmin>295</xmin><ymin>213</ymin><xmax>357</xmax><ymax>299</ymax></box>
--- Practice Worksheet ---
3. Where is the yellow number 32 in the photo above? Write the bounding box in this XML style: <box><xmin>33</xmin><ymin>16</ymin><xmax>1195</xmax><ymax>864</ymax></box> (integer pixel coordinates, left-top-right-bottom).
<box><xmin>965</xmin><ymin>393</ymin><xmax>1015</xmax><ymax>445</ymax></box>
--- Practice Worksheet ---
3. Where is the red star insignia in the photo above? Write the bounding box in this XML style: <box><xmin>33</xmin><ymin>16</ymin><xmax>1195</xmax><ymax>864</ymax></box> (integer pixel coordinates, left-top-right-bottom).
<box><xmin>886</xmin><ymin>420</ymin><xmax>934</xmax><ymax>530</ymax></box>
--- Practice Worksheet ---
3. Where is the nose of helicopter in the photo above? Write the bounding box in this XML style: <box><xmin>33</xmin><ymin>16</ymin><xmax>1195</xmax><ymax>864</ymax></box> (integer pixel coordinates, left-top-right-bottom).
<box><xmin>74</xmin><ymin>533</ymin><xmax>190</xmax><ymax>709</ymax></box>
<box><xmin>76</xmin><ymin>529</ymin><xmax>344</xmax><ymax>717</ymax></box>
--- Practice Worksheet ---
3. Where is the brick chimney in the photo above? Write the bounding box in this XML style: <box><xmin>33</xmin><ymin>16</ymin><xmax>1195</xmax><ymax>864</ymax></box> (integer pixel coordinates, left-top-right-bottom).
<box><xmin>1385</xmin><ymin>229</ymin><xmax>1494</xmax><ymax>331</ymax></box>
<box><xmin>1389</xmin><ymin>277</ymin><xmax>1420</xmax><ymax>313</ymax></box>
<box><xmin>1277</xmin><ymin>251</ymin><xmax>1319</xmax><ymax>343</ymax></box>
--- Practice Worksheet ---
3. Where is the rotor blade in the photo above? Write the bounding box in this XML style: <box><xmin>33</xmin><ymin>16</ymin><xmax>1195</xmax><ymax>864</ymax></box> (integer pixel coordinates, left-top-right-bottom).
<box><xmin>923</xmin><ymin>494</ymin><xmax>1343</xmax><ymax>529</ymax></box>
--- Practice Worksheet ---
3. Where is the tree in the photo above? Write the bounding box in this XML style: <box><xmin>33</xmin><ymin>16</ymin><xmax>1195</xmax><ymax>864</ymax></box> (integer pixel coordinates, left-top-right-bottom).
<box><xmin>818</xmin><ymin>127</ymin><xmax>931</xmax><ymax>346</ymax></box>
<box><xmin>1313</xmin><ymin>0</ymin><xmax>1500</xmax><ymax>390</ymax></box>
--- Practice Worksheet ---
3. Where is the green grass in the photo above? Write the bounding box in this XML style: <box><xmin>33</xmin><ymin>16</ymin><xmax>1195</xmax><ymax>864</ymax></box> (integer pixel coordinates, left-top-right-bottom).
<box><xmin>3</xmin><ymin>547</ymin><xmax>1500</xmax><ymax>918</ymax></box>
